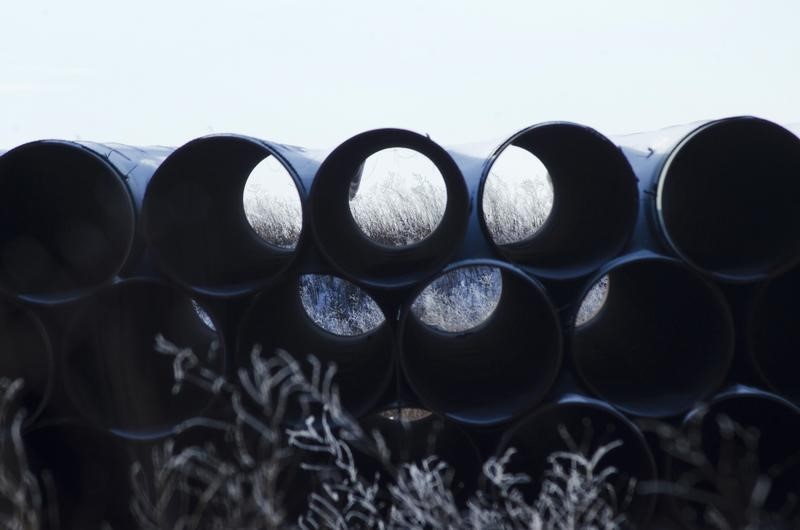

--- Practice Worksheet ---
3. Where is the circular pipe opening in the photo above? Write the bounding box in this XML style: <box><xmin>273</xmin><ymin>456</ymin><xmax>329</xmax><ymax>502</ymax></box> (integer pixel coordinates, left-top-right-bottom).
<box><xmin>299</xmin><ymin>274</ymin><xmax>385</xmax><ymax>337</ymax></box>
<box><xmin>410</xmin><ymin>265</ymin><xmax>502</xmax><ymax>333</ymax></box>
<box><xmin>349</xmin><ymin>147</ymin><xmax>447</xmax><ymax>247</ymax></box>
<box><xmin>479</xmin><ymin>123</ymin><xmax>638</xmax><ymax>279</ymax></box>
<box><xmin>482</xmin><ymin>145</ymin><xmax>554</xmax><ymax>244</ymax></box>
<box><xmin>310</xmin><ymin>129</ymin><xmax>469</xmax><ymax>288</ymax></box>
<box><xmin>668</xmin><ymin>389</ymin><xmax>800</xmax><ymax>528</ymax></box>
<box><xmin>657</xmin><ymin>117</ymin><xmax>800</xmax><ymax>281</ymax></box>
<box><xmin>243</xmin><ymin>155</ymin><xmax>303</xmax><ymax>249</ymax></box>
<box><xmin>749</xmin><ymin>265</ymin><xmax>800</xmax><ymax>402</ymax></box>
<box><xmin>0</xmin><ymin>297</ymin><xmax>53</xmax><ymax>423</ymax></box>
<box><xmin>143</xmin><ymin>135</ymin><xmax>304</xmax><ymax>296</ymax></box>
<box><xmin>238</xmin><ymin>275</ymin><xmax>393</xmax><ymax>418</ymax></box>
<box><xmin>63</xmin><ymin>279</ymin><xmax>224</xmax><ymax>438</ymax></box>
<box><xmin>0</xmin><ymin>141</ymin><xmax>135</xmax><ymax>302</ymax></box>
<box><xmin>400</xmin><ymin>261</ymin><xmax>562</xmax><ymax>425</ymax></box>
<box><xmin>571</xmin><ymin>256</ymin><xmax>734</xmax><ymax>418</ymax></box>
<box><xmin>498</xmin><ymin>398</ymin><xmax>657</xmax><ymax>527</ymax></box>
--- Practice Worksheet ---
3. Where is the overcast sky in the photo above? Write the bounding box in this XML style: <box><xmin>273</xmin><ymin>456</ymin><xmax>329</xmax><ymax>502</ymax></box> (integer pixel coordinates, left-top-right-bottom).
<box><xmin>2</xmin><ymin>0</ymin><xmax>799</xmax><ymax>150</ymax></box>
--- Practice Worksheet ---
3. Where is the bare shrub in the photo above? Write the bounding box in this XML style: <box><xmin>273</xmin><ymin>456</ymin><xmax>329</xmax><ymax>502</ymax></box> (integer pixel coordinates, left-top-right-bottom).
<box><xmin>135</xmin><ymin>337</ymin><xmax>633</xmax><ymax>530</ymax></box>
<box><xmin>0</xmin><ymin>378</ymin><xmax>44</xmax><ymax>530</ymax></box>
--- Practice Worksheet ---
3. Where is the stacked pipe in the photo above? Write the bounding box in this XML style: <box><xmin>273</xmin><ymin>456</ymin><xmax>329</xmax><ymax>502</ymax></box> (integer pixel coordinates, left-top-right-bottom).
<box><xmin>0</xmin><ymin>116</ymin><xmax>797</xmax><ymax>528</ymax></box>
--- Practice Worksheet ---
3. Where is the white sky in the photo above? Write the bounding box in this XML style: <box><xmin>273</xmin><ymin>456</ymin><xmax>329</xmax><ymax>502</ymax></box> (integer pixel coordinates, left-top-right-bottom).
<box><xmin>2</xmin><ymin>0</ymin><xmax>799</xmax><ymax>150</ymax></box>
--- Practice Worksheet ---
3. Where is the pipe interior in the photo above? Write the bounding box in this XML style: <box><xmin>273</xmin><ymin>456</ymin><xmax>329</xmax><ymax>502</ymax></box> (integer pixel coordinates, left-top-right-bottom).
<box><xmin>402</xmin><ymin>267</ymin><xmax>561</xmax><ymax>425</ymax></box>
<box><xmin>499</xmin><ymin>401</ymin><xmax>656</xmax><ymax>526</ymax></box>
<box><xmin>750</xmin><ymin>266</ymin><xmax>800</xmax><ymax>401</ymax></box>
<box><xmin>0</xmin><ymin>142</ymin><xmax>134</xmax><ymax>300</ymax></box>
<box><xmin>481</xmin><ymin>124</ymin><xmax>638</xmax><ymax>278</ymax></box>
<box><xmin>348</xmin><ymin>147</ymin><xmax>447</xmax><ymax>247</ymax></box>
<box><xmin>144</xmin><ymin>137</ymin><xmax>301</xmax><ymax>294</ymax></box>
<box><xmin>658</xmin><ymin>118</ymin><xmax>800</xmax><ymax>280</ymax></box>
<box><xmin>0</xmin><ymin>298</ymin><xmax>52</xmax><ymax>420</ymax></box>
<box><xmin>311</xmin><ymin>130</ymin><xmax>469</xmax><ymax>287</ymax></box>
<box><xmin>238</xmin><ymin>276</ymin><xmax>393</xmax><ymax>418</ymax></box>
<box><xmin>63</xmin><ymin>280</ymin><xmax>223</xmax><ymax>437</ymax></box>
<box><xmin>572</xmin><ymin>259</ymin><xmax>733</xmax><ymax>417</ymax></box>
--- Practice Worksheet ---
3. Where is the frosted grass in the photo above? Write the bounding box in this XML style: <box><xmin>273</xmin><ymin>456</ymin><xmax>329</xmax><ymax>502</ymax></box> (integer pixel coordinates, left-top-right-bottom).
<box><xmin>411</xmin><ymin>266</ymin><xmax>503</xmax><ymax>333</ymax></box>
<box><xmin>299</xmin><ymin>274</ymin><xmax>385</xmax><ymax>336</ymax></box>
<box><xmin>243</xmin><ymin>156</ymin><xmax>303</xmax><ymax>249</ymax></box>
<box><xmin>379</xmin><ymin>407</ymin><xmax>433</xmax><ymax>422</ymax></box>
<box><xmin>482</xmin><ymin>145</ymin><xmax>554</xmax><ymax>245</ymax></box>
<box><xmin>575</xmin><ymin>275</ymin><xmax>610</xmax><ymax>327</ymax></box>
<box><xmin>348</xmin><ymin>148</ymin><xmax>447</xmax><ymax>247</ymax></box>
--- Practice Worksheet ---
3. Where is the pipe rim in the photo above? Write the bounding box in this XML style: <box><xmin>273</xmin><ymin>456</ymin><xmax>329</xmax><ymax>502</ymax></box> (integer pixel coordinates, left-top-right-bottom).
<box><xmin>497</xmin><ymin>397</ymin><xmax>658</xmax><ymax>526</ymax></box>
<box><xmin>477</xmin><ymin>122</ymin><xmax>639</xmax><ymax>280</ymax></box>
<box><xmin>236</xmin><ymin>276</ymin><xmax>395</xmax><ymax>419</ymax></box>
<box><xmin>62</xmin><ymin>277</ymin><xmax>226</xmax><ymax>439</ymax></box>
<box><xmin>0</xmin><ymin>295</ymin><xmax>55</xmax><ymax>425</ymax></box>
<box><xmin>142</xmin><ymin>134</ymin><xmax>306</xmax><ymax>297</ymax></box>
<box><xmin>0</xmin><ymin>140</ymin><xmax>136</xmax><ymax>303</ymax></box>
<box><xmin>399</xmin><ymin>258</ymin><xmax>563</xmax><ymax>426</ymax></box>
<box><xmin>746</xmin><ymin>269</ymin><xmax>800</xmax><ymax>404</ymax></box>
<box><xmin>570</xmin><ymin>252</ymin><xmax>735</xmax><ymax>418</ymax></box>
<box><xmin>655</xmin><ymin>116</ymin><xmax>800</xmax><ymax>283</ymax></box>
<box><xmin>309</xmin><ymin>128</ymin><xmax>470</xmax><ymax>289</ymax></box>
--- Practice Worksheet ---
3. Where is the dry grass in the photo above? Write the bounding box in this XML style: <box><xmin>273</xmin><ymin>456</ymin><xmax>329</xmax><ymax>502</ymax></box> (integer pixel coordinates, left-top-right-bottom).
<box><xmin>410</xmin><ymin>266</ymin><xmax>502</xmax><ymax>333</ymax></box>
<box><xmin>482</xmin><ymin>145</ymin><xmax>554</xmax><ymax>246</ymax></box>
<box><xmin>299</xmin><ymin>275</ymin><xmax>386</xmax><ymax>336</ymax></box>
<box><xmin>243</xmin><ymin>156</ymin><xmax>303</xmax><ymax>249</ymax></box>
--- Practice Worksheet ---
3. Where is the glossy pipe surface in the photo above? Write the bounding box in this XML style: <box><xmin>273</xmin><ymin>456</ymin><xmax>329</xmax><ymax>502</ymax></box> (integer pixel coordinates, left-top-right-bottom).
<box><xmin>618</xmin><ymin>117</ymin><xmax>800</xmax><ymax>282</ymax></box>
<box><xmin>143</xmin><ymin>134</ymin><xmax>324</xmax><ymax>297</ymax></box>
<box><xmin>571</xmin><ymin>252</ymin><xmax>734</xmax><ymax>418</ymax></box>
<box><xmin>309</xmin><ymin>128</ymin><xmax>470</xmax><ymax>289</ymax></box>
<box><xmin>399</xmin><ymin>259</ymin><xmax>562</xmax><ymax>426</ymax></box>
<box><xmin>0</xmin><ymin>141</ymin><xmax>170</xmax><ymax>303</ymax></box>
<box><xmin>449</xmin><ymin>122</ymin><xmax>639</xmax><ymax>280</ymax></box>
<box><xmin>62</xmin><ymin>278</ymin><xmax>223</xmax><ymax>439</ymax></box>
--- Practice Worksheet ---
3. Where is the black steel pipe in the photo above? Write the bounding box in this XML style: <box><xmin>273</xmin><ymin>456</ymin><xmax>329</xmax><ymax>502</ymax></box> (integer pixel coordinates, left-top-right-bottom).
<box><xmin>142</xmin><ymin>134</ymin><xmax>321</xmax><ymax>297</ymax></box>
<box><xmin>237</xmin><ymin>273</ymin><xmax>394</xmax><ymax>418</ymax></box>
<box><xmin>0</xmin><ymin>141</ymin><xmax>171</xmax><ymax>303</ymax></box>
<box><xmin>666</xmin><ymin>386</ymin><xmax>800</xmax><ymax>529</ymax></box>
<box><xmin>62</xmin><ymin>278</ymin><xmax>224</xmax><ymax>438</ymax></box>
<box><xmin>309</xmin><ymin>129</ymin><xmax>470</xmax><ymax>289</ymax></box>
<box><xmin>22</xmin><ymin>421</ymin><xmax>138</xmax><ymax>529</ymax></box>
<box><xmin>0</xmin><ymin>295</ymin><xmax>53</xmax><ymax>423</ymax></box>
<box><xmin>399</xmin><ymin>259</ymin><xmax>562</xmax><ymax>426</ymax></box>
<box><xmin>618</xmin><ymin>116</ymin><xmax>800</xmax><ymax>282</ymax></box>
<box><xmin>497</xmin><ymin>395</ymin><xmax>657</xmax><ymax>528</ymax></box>
<box><xmin>356</xmin><ymin>407</ymin><xmax>482</xmax><ymax>503</ymax></box>
<box><xmin>571</xmin><ymin>252</ymin><xmax>734</xmax><ymax>418</ymax></box>
<box><xmin>450</xmin><ymin>122</ymin><xmax>639</xmax><ymax>280</ymax></box>
<box><xmin>748</xmin><ymin>265</ymin><xmax>800</xmax><ymax>403</ymax></box>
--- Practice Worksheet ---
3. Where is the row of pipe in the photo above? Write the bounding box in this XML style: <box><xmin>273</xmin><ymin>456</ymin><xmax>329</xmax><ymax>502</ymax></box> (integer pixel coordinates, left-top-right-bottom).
<box><xmin>0</xmin><ymin>116</ymin><xmax>799</xmax><ymax>528</ymax></box>
<box><xmin>0</xmin><ymin>117</ymin><xmax>798</xmax><ymax>303</ymax></box>
<box><xmin>3</xmin><ymin>255</ymin><xmax>797</xmax><ymax>432</ymax></box>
